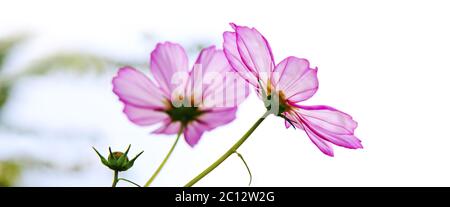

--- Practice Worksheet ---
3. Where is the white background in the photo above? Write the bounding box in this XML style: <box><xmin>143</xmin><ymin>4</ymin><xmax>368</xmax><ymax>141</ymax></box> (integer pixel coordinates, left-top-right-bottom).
<box><xmin>1</xmin><ymin>0</ymin><xmax>450</xmax><ymax>186</ymax></box>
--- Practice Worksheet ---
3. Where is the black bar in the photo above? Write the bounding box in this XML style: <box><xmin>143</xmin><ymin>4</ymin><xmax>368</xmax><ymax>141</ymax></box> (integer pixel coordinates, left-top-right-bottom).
<box><xmin>0</xmin><ymin>187</ymin><xmax>448</xmax><ymax>206</ymax></box>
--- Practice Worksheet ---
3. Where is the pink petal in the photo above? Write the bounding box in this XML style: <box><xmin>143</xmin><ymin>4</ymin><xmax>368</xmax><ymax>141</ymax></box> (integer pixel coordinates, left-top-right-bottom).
<box><xmin>112</xmin><ymin>67</ymin><xmax>168</xmax><ymax>126</ymax></box>
<box><xmin>288</xmin><ymin>111</ymin><xmax>334</xmax><ymax>156</ymax></box>
<box><xmin>303</xmin><ymin>123</ymin><xmax>334</xmax><ymax>157</ymax></box>
<box><xmin>282</xmin><ymin>111</ymin><xmax>303</xmax><ymax>130</ymax></box>
<box><xmin>194</xmin><ymin>45</ymin><xmax>221</xmax><ymax>67</ymax></box>
<box><xmin>123</xmin><ymin>104</ymin><xmax>168</xmax><ymax>126</ymax></box>
<box><xmin>285</xmin><ymin>119</ymin><xmax>291</xmax><ymax>129</ymax></box>
<box><xmin>112</xmin><ymin>67</ymin><xmax>166</xmax><ymax>109</ymax></box>
<box><xmin>183</xmin><ymin>121</ymin><xmax>206</xmax><ymax>147</ymax></box>
<box><xmin>223</xmin><ymin>31</ymin><xmax>259</xmax><ymax>87</ymax></box>
<box><xmin>152</xmin><ymin>119</ymin><xmax>182</xmax><ymax>135</ymax></box>
<box><xmin>293</xmin><ymin>106</ymin><xmax>362</xmax><ymax>151</ymax></box>
<box><xmin>194</xmin><ymin>46</ymin><xmax>232</xmax><ymax>95</ymax></box>
<box><xmin>191</xmin><ymin>46</ymin><xmax>249</xmax><ymax>108</ymax></box>
<box><xmin>216</xmin><ymin>71</ymin><xmax>250</xmax><ymax>108</ymax></box>
<box><xmin>297</xmin><ymin>105</ymin><xmax>358</xmax><ymax>135</ymax></box>
<box><xmin>234</xmin><ymin>24</ymin><xmax>275</xmax><ymax>83</ymax></box>
<box><xmin>150</xmin><ymin>42</ymin><xmax>189</xmax><ymax>96</ymax></box>
<box><xmin>197</xmin><ymin>107</ymin><xmax>238</xmax><ymax>130</ymax></box>
<box><xmin>183</xmin><ymin>107</ymin><xmax>238</xmax><ymax>147</ymax></box>
<box><xmin>272</xmin><ymin>57</ymin><xmax>318</xmax><ymax>103</ymax></box>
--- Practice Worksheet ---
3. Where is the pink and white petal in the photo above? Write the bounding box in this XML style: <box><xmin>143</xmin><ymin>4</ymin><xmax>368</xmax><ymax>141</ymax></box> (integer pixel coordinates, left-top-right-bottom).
<box><xmin>112</xmin><ymin>67</ymin><xmax>166</xmax><ymax>109</ymax></box>
<box><xmin>197</xmin><ymin>107</ymin><xmax>238</xmax><ymax>130</ymax></box>
<box><xmin>296</xmin><ymin>105</ymin><xmax>358</xmax><ymax>135</ymax></box>
<box><xmin>183</xmin><ymin>121</ymin><xmax>206</xmax><ymax>147</ymax></box>
<box><xmin>234</xmin><ymin>24</ymin><xmax>275</xmax><ymax>82</ymax></box>
<box><xmin>150</xmin><ymin>42</ymin><xmax>189</xmax><ymax>96</ymax></box>
<box><xmin>285</xmin><ymin>119</ymin><xmax>291</xmax><ymax>129</ymax></box>
<box><xmin>215</xmin><ymin>73</ymin><xmax>250</xmax><ymax>107</ymax></box>
<box><xmin>295</xmin><ymin>106</ymin><xmax>362</xmax><ymax>149</ymax></box>
<box><xmin>282</xmin><ymin>111</ymin><xmax>303</xmax><ymax>130</ymax></box>
<box><xmin>123</xmin><ymin>104</ymin><xmax>168</xmax><ymax>126</ymax></box>
<box><xmin>223</xmin><ymin>31</ymin><xmax>259</xmax><ymax>87</ymax></box>
<box><xmin>303</xmin><ymin>121</ymin><xmax>362</xmax><ymax>150</ymax></box>
<box><xmin>194</xmin><ymin>45</ymin><xmax>219</xmax><ymax>68</ymax></box>
<box><xmin>198</xmin><ymin>47</ymin><xmax>232</xmax><ymax>93</ymax></box>
<box><xmin>286</xmin><ymin>111</ymin><xmax>334</xmax><ymax>156</ymax></box>
<box><xmin>189</xmin><ymin>46</ymin><xmax>244</xmax><ymax>107</ymax></box>
<box><xmin>152</xmin><ymin>119</ymin><xmax>182</xmax><ymax>135</ymax></box>
<box><xmin>201</xmin><ymin>68</ymin><xmax>250</xmax><ymax>108</ymax></box>
<box><xmin>272</xmin><ymin>57</ymin><xmax>318</xmax><ymax>103</ymax></box>
<box><xmin>183</xmin><ymin>107</ymin><xmax>238</xmax><ymax>147</ymax></box>
<box><xmin>303</xmin><ymin>123</ymin><xmax>334</xmax><ymax>157</ymax></box>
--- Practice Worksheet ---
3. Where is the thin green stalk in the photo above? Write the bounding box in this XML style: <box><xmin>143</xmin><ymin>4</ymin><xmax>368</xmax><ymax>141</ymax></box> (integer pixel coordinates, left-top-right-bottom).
<box><xmin>112</xmin><ymin>170</ymin><xmax>119</xmax><ymax>187</ymax></box>
<box><xmin>184</xmin><ymin>110</ymin><xmax>271</xmax><ymax>187</ymax></box>
<box><xmin>118</xmin><ymin>178</ymin><xmax>141</xmax><ymax>187</ymax></box>
<box><xmin>234</xmin><ymin>151</ymin><xmax>253</xmax><ymax>186</ymax></box>
<box><xmin>144</xmin><ymin>126</ymin><xmax>183</xmax><ymax>187</ymax></box>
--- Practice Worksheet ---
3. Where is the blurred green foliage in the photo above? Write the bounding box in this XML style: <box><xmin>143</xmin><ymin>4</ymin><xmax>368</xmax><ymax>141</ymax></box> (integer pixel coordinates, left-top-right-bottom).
<box><xmin>0</xmin><ymin>161</ymin><xmax>21</xmax><ymax>187</ymax></box>
<box><xmin>0</xmin><ymin>157</ymin><xmax>81</xmax><ymax>186</ymax></box>
<box><xmin>0</xmin><ymin>34</ymin><xmax>137</xmax><ymax>185</ymax></box>
<box><xmin>0</xmin><ymin>84</ymin><xmax>10</xmax><ymax>110</ymax></box>
<box><xmin>0</xmin><ymin>34</ymin><xmax>28</xmax><ymax>70</ymax></box>
<box><xmin>0</xmin><ymin>34</ymin><xmax>136</xmax><ymax>112</ymax></box>
<box><xmin>21</xmin><ymin>52</ymin><xmax>114</xmax><ymax>76</ymax></box>
<box><xmin>0</xmin><ymin>34</ymin><xmax>27</xmax><ymax>110</ymax></box>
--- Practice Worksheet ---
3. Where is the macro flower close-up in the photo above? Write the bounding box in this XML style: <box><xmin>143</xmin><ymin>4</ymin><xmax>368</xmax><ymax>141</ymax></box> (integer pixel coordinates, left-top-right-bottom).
<box><xmin>2</xmin><ymin>1</ymin><xmax>450</xmax><ymax>196</ymax></box>
<box><xmin>223</xmin><ymin>23</ymin><xmax>362</xmax><ymax>156</ymax></box>
<box><xmin>112</xmin><ymin>42</ymin><xmax>247</xmax><ymax>186</ymax></box>
<box><xmin>113</xmin><ymin>42</ymin><xmax>245</xmax><ymax>147</ymax></box>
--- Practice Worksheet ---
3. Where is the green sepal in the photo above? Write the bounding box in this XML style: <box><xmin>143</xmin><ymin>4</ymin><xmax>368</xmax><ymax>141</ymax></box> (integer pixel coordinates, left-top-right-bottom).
<box><xmin>92</xmin><ymin>147</ymin><xmax>109</xmax><ymax>167</ymax></box>
<box><xmin>258</xmin><ymin>80</ymin><xmax>269</xmax><ymax>107</ymax></box>
<box><xmin>117</xmin><ymin>145</ymin><xmax>131</xmax><ymax>169</ymax></box>
<box><xmin>126</xmin><ymin>150</ymin><xmax>144</xmax><ymax>169</ymax></box>
<box><xmin>107</xmin><ymin>147</ymin><xmax>118</xmax><ymax>168</ymax></box>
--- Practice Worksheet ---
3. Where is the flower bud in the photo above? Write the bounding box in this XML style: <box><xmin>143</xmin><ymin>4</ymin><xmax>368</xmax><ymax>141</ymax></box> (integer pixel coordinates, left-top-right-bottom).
<box><xmin>93</xmin><ymin>145</ymin><xmax>143</xmax><ymax>172</ymax></box>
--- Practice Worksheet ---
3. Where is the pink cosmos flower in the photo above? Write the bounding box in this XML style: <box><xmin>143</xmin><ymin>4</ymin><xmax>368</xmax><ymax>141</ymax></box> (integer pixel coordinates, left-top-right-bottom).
<box><xmin>223</xmin><ymin>23</ymin><xmax>362</xmax><ymax>156</ymax></box>
<box><xmin>113</xmin><ymin>42</ymin><xmax>245</xmax><ymax>146</ymax></box>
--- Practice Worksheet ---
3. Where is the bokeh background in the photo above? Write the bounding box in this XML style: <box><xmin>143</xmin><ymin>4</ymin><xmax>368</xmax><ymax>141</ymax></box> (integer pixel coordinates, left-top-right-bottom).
<box><xmin>1</xmin><ymin>0</ymin><xmax>450</xmax><ymax>186</ymax></box>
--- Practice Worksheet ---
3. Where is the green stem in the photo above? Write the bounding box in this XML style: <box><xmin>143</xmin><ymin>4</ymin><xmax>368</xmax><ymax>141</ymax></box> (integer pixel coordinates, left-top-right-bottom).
<box><xmin>144</xmin><ymin>126</ymin><xmax>183</xmax><ymax>187</ymax></box>
<box><xmin>184</xmin><ymin>110</ymin><xmax>270</xmax><ymax>187</ymax></box>
<box><xmin>112</xmin><ymin>170</ymin><xmax>119</xmax><ymax>187</ymax></box>
<box><xmin>118</xmin><ymin>178</ymin><xmax>141</xmax><ymax>187</ymax></box>
<box><xmin>234</xmin><ymin>151</ymin><xmax>253</xmax><ymax>186</ymax></box>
